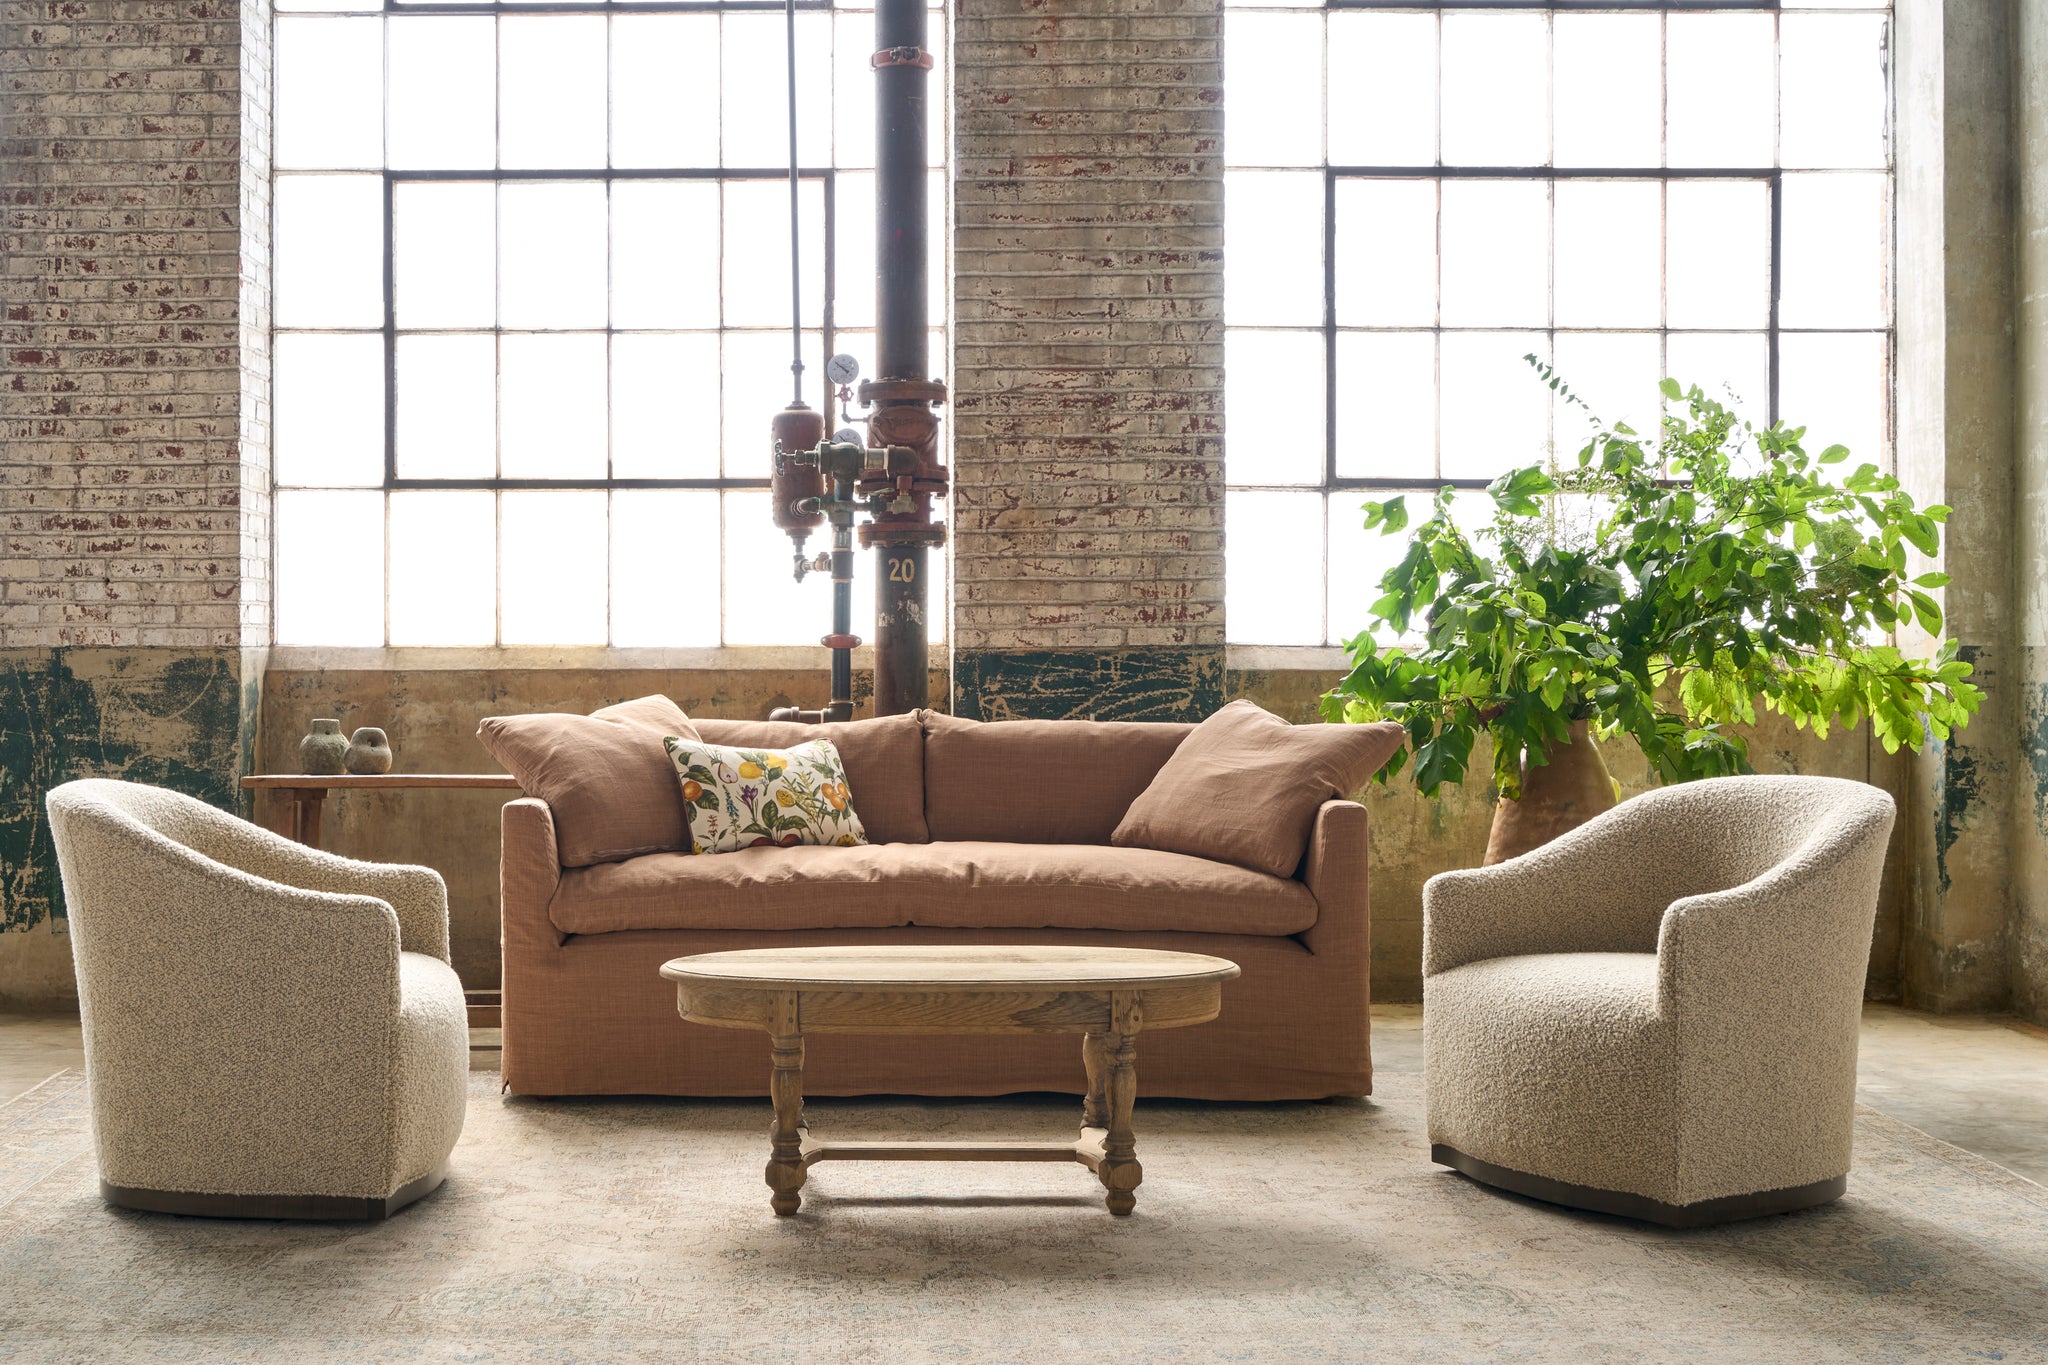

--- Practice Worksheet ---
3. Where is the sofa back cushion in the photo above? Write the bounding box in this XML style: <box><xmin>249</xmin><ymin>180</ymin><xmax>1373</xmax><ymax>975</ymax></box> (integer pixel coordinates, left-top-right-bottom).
<box><xmin>477</xmin><ymin>695</ymin><xmax>699</xmax><ymax>868</ymax></box>
<box><xmin>692</xmin><ymin>712</ymin><xmax>928</xmax><ymax>843</ymax></box>
<box><xmin>1112</xmin><ymin>699</ymin><xmax>1406</xmax><ymax>877</ymax></box>
<box><xmin>921</xmin><ymin>710</ymin><xmax>1193</xmax><ymax>844</ymax></box>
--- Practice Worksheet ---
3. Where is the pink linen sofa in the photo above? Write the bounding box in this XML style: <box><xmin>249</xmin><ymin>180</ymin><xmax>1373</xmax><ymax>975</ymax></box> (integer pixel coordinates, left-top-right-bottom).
<box><xmin>500</xmin><ymin>710</ymin><xmax>1373</xmax><ymax>1101</ymax></box>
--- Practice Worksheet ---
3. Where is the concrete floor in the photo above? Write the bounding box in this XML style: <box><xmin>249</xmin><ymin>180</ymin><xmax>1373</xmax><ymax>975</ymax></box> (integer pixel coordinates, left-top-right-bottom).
<box><xmin>4</xmin><ymin>1005</ymin><xmax>2044</xmax><ymax>1184</ymax></box>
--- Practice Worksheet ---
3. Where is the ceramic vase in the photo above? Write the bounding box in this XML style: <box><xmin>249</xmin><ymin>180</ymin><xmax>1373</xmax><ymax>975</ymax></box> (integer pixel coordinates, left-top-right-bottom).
<box><xmin>1482</xmin><ymin>720</ymin><xmax>1621</xmax><ymax>865</ymax></box>
<box><xmin>300</xmin><ymin>719</ymin><xmax>349</xmax><ymax>775</ymax></box>
<box><xmin>345</xmin><ymin>727</ymin><xmax>393</xmax><ymax>775</ymax></box>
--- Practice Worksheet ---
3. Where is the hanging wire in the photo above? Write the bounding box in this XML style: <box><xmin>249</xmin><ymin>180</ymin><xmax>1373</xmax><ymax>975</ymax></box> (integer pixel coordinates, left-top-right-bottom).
<box><xmin>785</xmin><ymin>0</ymin><xmax>805</xmax><ymax>404</ymax></box>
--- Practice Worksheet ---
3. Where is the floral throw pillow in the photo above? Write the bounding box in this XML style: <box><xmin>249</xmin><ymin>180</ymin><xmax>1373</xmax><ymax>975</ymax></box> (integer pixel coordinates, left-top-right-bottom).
<box><xmin>662</xmin><ymin>736</ymin><xmax>867</xmax><ymax>854</ymax></box>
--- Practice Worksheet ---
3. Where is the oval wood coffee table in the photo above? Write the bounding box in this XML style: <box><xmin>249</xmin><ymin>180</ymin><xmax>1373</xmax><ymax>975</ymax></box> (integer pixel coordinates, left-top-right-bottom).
<box><xmin>660</xmin><ymin>946</ymin><xmax>1241</xmax><ymax>1217</ymax></box>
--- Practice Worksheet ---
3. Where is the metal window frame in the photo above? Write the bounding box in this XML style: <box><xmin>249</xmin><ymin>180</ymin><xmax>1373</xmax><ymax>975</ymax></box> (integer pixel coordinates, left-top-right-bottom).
<box><xmin>1219</xmin><ymin>0</ymin><xmax>1896</xmax><ymax>650</ymax></box>
<box><xmin>268</xmin><ymin>0</ymin><xmax>879</xmax><ymax>652</ymax></box>
<box><xmin>381</xmin><ymin>0</ymin><xmax>830</xmax><ymax>13</ymax></box>
<box><xmin>379</xmin><ymin>164</ymin><xmax>840</xmax><ymax>493</ymax></box>
<box><xmin>1318</xmin><ymin>163</ymin><xmax>1783</xmax><ymax>493</ymax></box>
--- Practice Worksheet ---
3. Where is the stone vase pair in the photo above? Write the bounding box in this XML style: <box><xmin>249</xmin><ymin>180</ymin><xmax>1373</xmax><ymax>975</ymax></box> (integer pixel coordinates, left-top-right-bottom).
<box><xmin>300</xmin><ymin>720</ymin><xmax>393</xmax><ymax>776</ymax></box>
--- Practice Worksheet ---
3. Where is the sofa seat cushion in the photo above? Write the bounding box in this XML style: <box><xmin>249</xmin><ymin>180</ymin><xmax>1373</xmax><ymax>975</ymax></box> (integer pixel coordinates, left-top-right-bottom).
<box><xmin>549</xmin><ymin>840</ymin><xmax>1319</xmax><ymax>937</ymax></box>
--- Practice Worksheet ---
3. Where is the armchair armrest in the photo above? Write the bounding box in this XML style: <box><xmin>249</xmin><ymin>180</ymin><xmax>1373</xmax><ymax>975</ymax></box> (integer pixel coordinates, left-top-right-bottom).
<box><xmin>1422</xmin><ymin>794</ymin><xmax>1698</xmax><ymax>977</ymax></box>
<box><xmin>1300</xmin><ymin>799</ymin><xmax>1367</xmax><ymax>960</ymax></box>
<box><xmin>180</xmin><ymin>809</ymin><xmax>450</xmax><ymax>962</ymax></box>
<box><xmin>1654</xmin><ymin>795</ymin><xmax>1895</xmax><ymax>1018</ymax></box>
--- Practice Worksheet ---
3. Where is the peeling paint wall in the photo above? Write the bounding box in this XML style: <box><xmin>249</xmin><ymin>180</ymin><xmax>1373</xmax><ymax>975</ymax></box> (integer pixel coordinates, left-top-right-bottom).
<box><xmin>0</xmin><ymin>648</ymin><xmax>256</xmax><ymax>1009</ymax></box>
<box><xmin>2011</xmin><ymin>0</ymin><xmax>2048</xmax><ymax>1025</ymax></box>
<box><xmin>1894</xmin><ymin>0</ymin><xmax>2022</xmax><ymax>1015</ymax></box>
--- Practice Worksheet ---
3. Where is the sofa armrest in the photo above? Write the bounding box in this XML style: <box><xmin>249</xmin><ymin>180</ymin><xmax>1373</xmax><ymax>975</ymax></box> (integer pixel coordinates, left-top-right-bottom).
<box><xmin>501</xmin><ymin>798</ymin><xmax>564</xmax><ymax>952</ymax></box>
<box><xmin>1300</xmin><ymin>799</ymin><xmax>1368</xmax><ymax>961</ymax></box>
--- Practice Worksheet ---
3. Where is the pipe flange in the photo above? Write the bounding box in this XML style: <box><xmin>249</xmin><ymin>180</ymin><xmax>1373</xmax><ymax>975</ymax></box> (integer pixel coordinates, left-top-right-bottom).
<box><xmin>871</xmin><ymin>45</ymin><xmax>934</xmax><ymax>70</ymax></box>
<box><xmin>858</xmin><ymin>378</ymin><xmax>948</xmax><ymax>405</ymax></box>
<box><xmin>859</xmin><ymin>523</ymin><xmax>949</xmax><ymax>550</ymax></box>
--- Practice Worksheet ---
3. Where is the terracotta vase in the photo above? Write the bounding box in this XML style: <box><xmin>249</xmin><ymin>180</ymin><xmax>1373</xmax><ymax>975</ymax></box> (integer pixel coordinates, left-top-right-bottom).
<box><xmin>300</xmin><ymin>719</ymin><xmax>348</xmax><ymax>776</ymax></box>
<box><xmin>1482</xmin><ymin>720</ymin><xmax>1620</xmax><ymax>865</ymax></box>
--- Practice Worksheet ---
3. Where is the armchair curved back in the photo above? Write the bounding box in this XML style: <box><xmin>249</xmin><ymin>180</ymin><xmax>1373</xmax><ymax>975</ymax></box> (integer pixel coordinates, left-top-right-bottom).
<box><xmin>1424</xmin><ymin>774</ymin><xmax>1897</xmax><ymax>977</ymax></box>
<box><xmin>1623</xmin><ymin>774</ymin><xmax>1895</xmax><ymax>903</ymax></box>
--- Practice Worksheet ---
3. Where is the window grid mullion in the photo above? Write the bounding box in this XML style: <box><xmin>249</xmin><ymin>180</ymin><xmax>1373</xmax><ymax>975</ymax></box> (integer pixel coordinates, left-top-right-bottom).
<box><xmin>1222</xmin><ymin>0</ymin><xmax>1892</xmax><ymax>648</ymax></box>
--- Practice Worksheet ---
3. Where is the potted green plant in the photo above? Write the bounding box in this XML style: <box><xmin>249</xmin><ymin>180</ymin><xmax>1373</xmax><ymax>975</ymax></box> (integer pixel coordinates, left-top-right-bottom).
<box><xmin>1322</xmin><ymin>365</ymin><xmax>1981</xmax><ymax>864</ymax></box>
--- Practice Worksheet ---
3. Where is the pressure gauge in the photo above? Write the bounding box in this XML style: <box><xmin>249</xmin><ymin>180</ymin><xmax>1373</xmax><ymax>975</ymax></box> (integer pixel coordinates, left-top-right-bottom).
<box><xmin>834</xmin><ymin>427</ymin><xmax>865</xmax><ymax>446</ymax></box>
<box><xmin>825</xmin><ymin>354</ymin><xmax>861</xmax><ymax>386</ymax></box>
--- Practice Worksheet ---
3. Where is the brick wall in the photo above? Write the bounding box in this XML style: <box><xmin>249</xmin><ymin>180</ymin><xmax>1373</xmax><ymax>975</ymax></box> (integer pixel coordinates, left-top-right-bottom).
<box><xmin>1</xmin><ymin>0</ymin><xmax>269</xmax><ymax>650</ymax></box>
<box><xmin>950</xmin><ymin>0</ymin><xmax>1225</xmax><ymax>719</ymax></box>
<box><xmin>0</xmin><ymin>0</ymin><xmax>267</xmax><ymax>985</ymax></box>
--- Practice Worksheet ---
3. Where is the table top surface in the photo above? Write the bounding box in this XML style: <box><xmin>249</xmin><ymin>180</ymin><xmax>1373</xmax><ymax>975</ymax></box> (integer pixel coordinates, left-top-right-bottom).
<box><xmin>660</xmin><ymin>945</ymin><xmax>1242</xmax><ymax>992</ymax></box>
<box><xmin>241</xmin><ymin>774</ymin><xmax>522</xmax><ymax>790</ymax></box>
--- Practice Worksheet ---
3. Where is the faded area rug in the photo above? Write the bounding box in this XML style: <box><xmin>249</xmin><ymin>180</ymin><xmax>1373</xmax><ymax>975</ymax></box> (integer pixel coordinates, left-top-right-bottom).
<box><xmin>2</xmin><ymin>1071</ymin><xmax>2045</xmax><ymax>1363</ymax></box>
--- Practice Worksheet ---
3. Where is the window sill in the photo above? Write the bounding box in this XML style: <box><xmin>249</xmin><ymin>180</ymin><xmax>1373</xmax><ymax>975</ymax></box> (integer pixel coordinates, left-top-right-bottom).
<box><xmin>263</xmin><ymin>644</ymin><xmax>951</xmax><ymax>672</ymax></box>
<box><xmin>1224</xmin><ymin>645</ymin><xmax>1352</xmax><ymax>673</ymax></box>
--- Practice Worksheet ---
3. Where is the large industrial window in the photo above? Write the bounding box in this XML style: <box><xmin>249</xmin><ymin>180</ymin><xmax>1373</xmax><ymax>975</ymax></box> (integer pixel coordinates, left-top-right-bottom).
<box><xmin>270</xmin><ymin>0</ymin><xmax>945</xmax><ymax>648</ymax></box>
<box><xmin>1222</xmin><ymin>1</ymin><xmax>1893</xmax><ymax>648</ymax></box>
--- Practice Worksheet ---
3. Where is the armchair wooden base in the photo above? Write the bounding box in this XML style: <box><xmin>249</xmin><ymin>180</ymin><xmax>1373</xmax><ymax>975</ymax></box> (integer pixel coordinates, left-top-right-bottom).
<box><xmin>1431</xmin><ymin>1146</ymin><xmax>1847</xmax><ymax>1228</ymax></box>
<box><xmin>100</xmin><ymin>1165</ymin><xmax>448</xmax><ymax>1222</ymax></box>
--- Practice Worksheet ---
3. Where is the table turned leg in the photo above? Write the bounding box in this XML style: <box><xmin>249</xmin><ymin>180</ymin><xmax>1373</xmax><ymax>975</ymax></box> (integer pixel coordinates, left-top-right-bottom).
<box><xmin>1099</xmin><ymin>991</ymin><xmax>1144</xmax><ymax>1216</ymax></box>
<box><xmin>766</xmin><ymin>993</ymin><xmax>807</xmax><ymax>1216</ymax></box>
<box><xmin>1081</xmin><ymin>1031</ymin><xmax>1109</xmax><ymax>1130</ymax></box>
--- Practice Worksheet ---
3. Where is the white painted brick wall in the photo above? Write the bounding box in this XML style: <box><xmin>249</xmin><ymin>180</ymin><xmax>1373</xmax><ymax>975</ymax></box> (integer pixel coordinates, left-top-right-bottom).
<box><xmin>0</xmin><ymin>0</ymin><xmax>271</xmax><ymax>649</ymax></box>
<box><xmin>951</xmin><ymin>0</ymin><xmax>1225</xmax><ymax>651</ymax></box>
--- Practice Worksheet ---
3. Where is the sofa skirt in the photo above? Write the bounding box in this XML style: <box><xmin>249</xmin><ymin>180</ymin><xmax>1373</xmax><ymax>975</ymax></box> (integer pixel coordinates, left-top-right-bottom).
<box><xmin>501</xmin><ymin>925</ymin><xmax>1369</xmax><ymax>1102</ymax></box>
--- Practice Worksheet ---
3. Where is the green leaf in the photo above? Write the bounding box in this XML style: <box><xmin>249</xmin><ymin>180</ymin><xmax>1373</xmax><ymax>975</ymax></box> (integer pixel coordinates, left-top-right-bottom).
<box><xmin>1819</xmin><ymin>443</ymin><xmax>1850</xmax><ymax>464</ymax></box>
<box><xmin>1659</xmin><ymin>377</ymin><xmax>1683</xmax><ymax>401</ymax></box>
<box><xmin>1900</xmin><ymin>514</ymin><xmax>1939</xmax><ymax>557</ymax></box>
<box><xmin>1411</xmin><ymin>727</ymin><xmax>1476</xmax><ymax>797</ymax></box>
<box><xmin>1908</xmin><ymin>589</ymin><xmax>1944</xmax><ymax>635</ymax></box>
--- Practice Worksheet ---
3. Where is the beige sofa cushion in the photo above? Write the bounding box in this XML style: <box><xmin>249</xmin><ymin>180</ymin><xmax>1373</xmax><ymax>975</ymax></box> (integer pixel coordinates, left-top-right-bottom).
<box><xmin>1113</xmin><ymin>700</ymin><xmax>1406</xmax><ymax>877</ymax></box>
<box><xmin>921</xmin><ymin>711</ymin><xmax>1192</xmax><ymax>844</ymax></box>
<box><xmin>477</xmin><ymin>696</ymin><xmax>700</xmax><ymax>868</ymax></box>
<box><xmin>693</xmin><ymin>713</ymin><xmax>927</xmax><ymax>844</ymax></box>
<box><xmin>548</xmin><ymin>840</ymin><xmax>1318</xmax><ymax>937</ymax></box>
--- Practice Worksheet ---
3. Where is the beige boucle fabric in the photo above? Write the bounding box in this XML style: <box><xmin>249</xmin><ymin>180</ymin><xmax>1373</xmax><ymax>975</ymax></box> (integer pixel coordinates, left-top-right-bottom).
<box><xmin>1423</xmin><ymin>774</ymin><xmax>1896</xmax><ymax>1217</ymax></box>
<box><xmin>45</xmin><ymin>780</ymin><xmax>468</xmax><ymax>1203</ymax></box>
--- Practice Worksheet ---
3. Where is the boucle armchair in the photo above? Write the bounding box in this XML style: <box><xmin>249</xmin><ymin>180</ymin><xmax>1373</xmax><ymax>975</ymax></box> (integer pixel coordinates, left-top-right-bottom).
<box><xmin>45</xmin><ymin>779</ymin><xmax>468</xmax><ymax>1220</ymax></box>
<box><xmin>1423</xmin><ymin>775</ymin><xmax>1896</xmax><ymax>1227</ymax></box>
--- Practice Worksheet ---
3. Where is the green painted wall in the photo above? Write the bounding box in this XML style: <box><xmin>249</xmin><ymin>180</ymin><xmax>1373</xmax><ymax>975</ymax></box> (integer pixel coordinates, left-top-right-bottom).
<box><xmin>0</xmin><ymin>648</ymin><xmax>258</xmax><ymax>1009</ymax></box>
<box><xmin>952</xmin><ymin>648</ymin><xmax>1226</xmax><ymax>722</ymax></box>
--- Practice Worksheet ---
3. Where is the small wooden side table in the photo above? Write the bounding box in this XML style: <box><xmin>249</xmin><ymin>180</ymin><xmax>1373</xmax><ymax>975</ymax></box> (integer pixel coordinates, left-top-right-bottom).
<box><xmin>660</xmin><ymin>945</ymin><xmax>1241</xmax><ymax>1217</ymax></box>
<box><xmin>241</xmin><ymin>774</ymin><xmax>522</xmax><ymax>850</ymax></box>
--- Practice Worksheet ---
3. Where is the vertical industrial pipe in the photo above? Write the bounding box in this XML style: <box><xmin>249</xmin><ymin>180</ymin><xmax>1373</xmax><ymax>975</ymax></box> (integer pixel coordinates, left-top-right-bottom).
<box><xmin>861</xmin><ymin>0</ymin><xmax>948</xmax><ymax>716</ymax></box>
<box><xmin>875</xmin><ymin>0</ymin><xmax>927</xmax><ymax>387</ymax></box>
